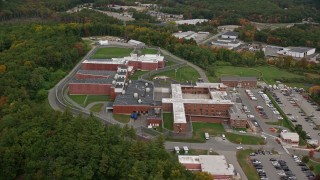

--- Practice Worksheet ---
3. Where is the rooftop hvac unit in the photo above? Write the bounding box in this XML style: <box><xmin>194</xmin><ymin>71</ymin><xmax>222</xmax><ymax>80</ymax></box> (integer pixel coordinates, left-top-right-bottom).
<box><xmin>146</xmin><ymin>87</ymin><xmax>151</xmax><ymax>93</ymax></box>
<box><xmin>114</xmin><ymin>74</ymin><xmax>118</xmax><ymax>79</ymax></box>
<box><xmin>122</xmin><ymin>90</ymin><xmax>126</xmax><ymax>95</ymax></box>
<box><xmin>138</xmin><ymin>99</ymin><xmax>142</xmax><ymax>104</ymax></box>
<box><xmin>112</xmin><ymin>80</ymin><xmax>116</xmax><ymax>85</ymax></box>
<box><xmin>133</xmin><ymin>93</ymin><xmax>138</xmax><ymax>99</ymax></box>
<box><xmin>129</xmin><ymin>80</ymin><xmax>132</xmax><ymax>84</ymax></box>
<box><xmin>125</xmin><ymin>83</ymin><xmax>128</xmax><ymax>86</ymax></box>
<box><xmin>154</xmin><ymin>108</ymin><xmax>160</xmax><ymax>115</ymax></box>
<box><xmin>145</xmin><ymin>82</ymin><xmax>148</xmax><ymax>86</ymax></box>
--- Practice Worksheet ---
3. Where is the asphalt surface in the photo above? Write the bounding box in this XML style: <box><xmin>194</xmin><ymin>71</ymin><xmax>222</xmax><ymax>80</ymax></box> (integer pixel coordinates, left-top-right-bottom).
<box><xmin>252</xmin><ymin>153</ymin><xmax>307</xmax><ymax>180</ymax></box>
<box><xmin>272</xmin><ymin>90</ymin><xmax>319</xmax><ymax>140</ymax></box>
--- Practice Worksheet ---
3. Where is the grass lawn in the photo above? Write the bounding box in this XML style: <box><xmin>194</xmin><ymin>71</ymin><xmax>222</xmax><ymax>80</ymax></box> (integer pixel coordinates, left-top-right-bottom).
<box><xmin>150</xmin><ymin>66</ymin><xmax>200</xmax><ymax>83</ymax></box>
<box><xmin>69</xmin><ymin>94</ymin><xmax>87</xmax><ymax>106</ymax></box>
<box><xmin>91</xmin><ymin>47</ymin><xmax>133</xmax><ymax>59</ymax></box>
<box><xmin>90</xmin><ymin>103</ymin><xmax>104</xmax><ymax>112</ymax></box>
<box><xmin>225</xmin><ymin>133</ymin><xmax>266</xmax><ymax>145</ymax></box>
<box><xmin>141</xmin><ymin>48</ymin><xmax>158</xmax><ymax>54</ymax></box>
<box><xmin>192</xmin><ymin>122</ymin><xmax>225</xmax><ymax>142</ymax></box>
<box><xmin>213</xmin><ymin>65</ymin><xmax>304</xmax><ymax>84</ymax></box>
<box><xmin>308</xmin><ymin>158</ymin><xmax>320</xmax><ymax>174</ymax></box>
<box><xmin>163</xmin><ymin>113</ymin><xmax>174</xmax><ymax>130</ymax></box>
<box><xmin>165</xmin><ymin>60</ymin><xmax>176</xmax><ymax>66</ymax></box>
<box><xmin>113</xmin><ymin>114</ymin><xmax>130</xmax><ymax>123</ymax></box>
<box><xmin>237</xmin><ymin>149</ymin><xmax>260</xmax><ymax>180</ymax></box>
<box><xmin>85</xmin><ymin>95</ymin><xmax>112</xmax><ymax>106</ymax></box>
<box><xmin>129</xmin><ymin>70</ymin><xmax>150</xmax><ymax>80</ymax></box>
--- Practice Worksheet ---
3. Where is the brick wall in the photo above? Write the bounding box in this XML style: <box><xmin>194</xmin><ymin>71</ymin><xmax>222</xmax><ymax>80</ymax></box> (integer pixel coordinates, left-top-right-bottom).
<box><xmin>76</xmin><ymin>74</ymin><xmax>111</xmax><ymax>79</ymax></box>
<box><xmin>82</xmin><ymin>63</ymin><xmax>120</xmax><ymax>71</ymax></box>
<box><xmin>69</xmin><ymin>84</ymin><xmax>112</xmax><ymax>95</ymax></box>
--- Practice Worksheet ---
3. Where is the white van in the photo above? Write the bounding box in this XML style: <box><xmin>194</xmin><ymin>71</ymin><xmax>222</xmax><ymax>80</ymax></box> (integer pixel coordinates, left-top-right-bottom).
<box><xmin>222</xmin><ymin>134</ymin><xmax>226</xmax><ymax>140</ymax></box>
<box><xmin>205</xmin><ymin>133</ymin><xmax>209</xmax><ymax>140</ymax></box>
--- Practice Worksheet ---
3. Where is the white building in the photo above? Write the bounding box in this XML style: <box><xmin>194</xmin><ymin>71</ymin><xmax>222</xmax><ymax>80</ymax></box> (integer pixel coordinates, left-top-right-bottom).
<box><xmin>277</xmin><ymin>47</ymin><xmax>316</xmax><ymax>58</ymax></box>
<box><xmin>178</xmin><ymin>155</ymin><xmax>236</xmax><ymax>179</ymax></box>
<box><xmin>172</xmin><ymin>31</ymin><xmax>210</xmax><ymax>43</ymax></box>
<box><xmin>265</xmin><ymin>46</ymin><xmax>316</xmax><ymax>59</ymax></box>
<box><xmin>99</xmin><ymin>40</ymin><xmax>109</xmax><ymax>45</ymax></box>
<box><xmin>174</xmin><ymin>19</ymin><xmax>208</xmax><ymax>25</ymax></box>
<box><xmin>128</xmin><ymin>39</ymin><xmax>146</xmax><ymax>48</ymax></box>
<box><xmin>211</xmin><ymin>39</ymin><xmax>241</xmax><ymax>49</ymax></box>
<box><xmin>280</xmin><ymin>131</ymin><xmax>299</xmax><ymax>146</ymax></box>
<box><xmin>221</xmin><ymin>31</ymin><xmax>239</xmax><ymax>39</ymax></box>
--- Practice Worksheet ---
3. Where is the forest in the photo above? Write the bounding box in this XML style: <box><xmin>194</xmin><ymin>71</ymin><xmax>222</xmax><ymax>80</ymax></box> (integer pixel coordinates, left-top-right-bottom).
<box><xmin>1</xmin><ymin>0</ymin><xmax>320</xmax><ymax>23</ymax></box>
<box><xmin>0</xmin><ymin>11</ymin><xmax>199</xmax><ymax>178</ymax></box>
<box><xmin>158</xmin><ymin>0</ymin><xmax>320</xmax><ymax>23</ymax></box>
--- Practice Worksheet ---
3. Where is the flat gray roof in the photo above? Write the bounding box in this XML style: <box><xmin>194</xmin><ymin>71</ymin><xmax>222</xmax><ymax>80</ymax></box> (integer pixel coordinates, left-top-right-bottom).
<box><xmin>113</xmin><ymin>80</ymin><xmax>155</xmax><ymax>106</ymax></box>
<box><xmin>222</xmin><ymin>31</ymin><xmax>239</xmax><ymax>37</ymax></box>
<box><xmin>220</xmin><ymin>76</ymin><xmax>257</xmax><ymax>81</ymax></box>
<box><xmin>229</xmin><ymin>103</ymin><xmax>247</xmax><ymax>120</ymax></box>
<box><xmin>289</xmin><ymin>47</ymin><xmax>314</xmax><ymax>53</ymax></box>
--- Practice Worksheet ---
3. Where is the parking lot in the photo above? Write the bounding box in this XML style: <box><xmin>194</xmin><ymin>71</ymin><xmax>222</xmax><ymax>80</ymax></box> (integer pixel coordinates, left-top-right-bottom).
<box><xmin>272</xmin><ymin>90</ymin><xmax>319</xmax><ymax>140</ymax></box>
<box><xmin>250</xmin><ymin>151</ymin><xmax>311</xmax><ymax>180</ymax></box>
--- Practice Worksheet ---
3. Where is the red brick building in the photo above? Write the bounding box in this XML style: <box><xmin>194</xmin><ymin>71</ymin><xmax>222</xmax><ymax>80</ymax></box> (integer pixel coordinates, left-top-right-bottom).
<box><xmin>220</xmin><ymin>76</ymin><xmax>257</xmax><ymax>88</ymax></box>
<box><xmin>162</xmin><ymin>83</ymin><xmax>234</xmax><ymax>134</ymax></box>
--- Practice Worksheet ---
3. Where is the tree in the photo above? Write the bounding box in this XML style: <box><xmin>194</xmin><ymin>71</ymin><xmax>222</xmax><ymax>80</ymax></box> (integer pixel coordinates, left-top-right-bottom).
<box><xmin>302</xmin><ymin>156</ymin><xmax>309</xmax><ymax>163</ymax></box>
<box><xmin>194</xmin><ymin>171</ymin><xmax>213</xmax><ymax>180</ymax></box>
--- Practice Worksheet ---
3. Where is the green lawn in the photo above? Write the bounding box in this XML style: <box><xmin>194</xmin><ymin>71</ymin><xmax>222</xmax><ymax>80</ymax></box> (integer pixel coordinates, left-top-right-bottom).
<box><xmin>129</xmin><ymin>70</ymin><xmax>150</xmax><ymax>80</ymax></box>
<box><xmin>90</xmin><ymin>103</ymin><xmax>104</xmax><ymax>112</ymax></box>
<box><xmin>225</xmin><ymin>133</ymin><xmax>266</xmax><ymax>145</ymax></box>
<box><xmin>163</xmin><ymin>113</ymin><xmax>174</xmax><ymax>130</ymax></box>
<box><xmin>151</xmin><ymin>66</ymin><xmax>200</xmax><ymax>83</ymax></box>
<box><xmin>192</xmin><ymin>122</ymin><xmax>225</xmax><ymax>142</ymax></box>
<box><xmin>165</xmin><ymin>60</ymin><xmax>176</xmax><ymax>67</ymax></box>
<box><xmin>113</xmin><ymin>114</ymin><xmax>130</xmax><ymax>123</ymax></box>
<box><xmin>213</xmin><ymin>65</ymin><xmax>304</xmax><ymax>84</ymax></box>
<box><xmin>308</xmin><ymin>159</ymin><xmax>320</xmax><ymax>174</ymax></box>
<box><xmin>69</xmin><ymin>94</ymin><xmax>87</xmax><ymax>106</ymax></box>
<box><xmin>91</xmin><ymin>47</ymin><xmax>133</xmax><ymax>59</ymax></box>
<box><xmin>141</xmin><ymin>48</ymin><xmax>158</xmax><ymax>54</ymax></box>
<box><xmin>237</xmin><ymin>149</ymin><xmax>260</xmax><ymax>180</ymax></box>
<box><xmin>85</xmin><ymin>95</ymin><xmax>112</xmax><ymax>106</ymax></box>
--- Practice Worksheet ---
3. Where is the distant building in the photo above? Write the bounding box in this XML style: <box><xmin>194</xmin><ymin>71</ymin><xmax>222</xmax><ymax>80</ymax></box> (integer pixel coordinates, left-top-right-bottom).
<box><xmin>211</xmin><ymin>31</ymin><xmax>241</xmax><ymax>50</ymax></box>
<box><xmin>174</xmin><ymin>19</ymin><xmax>208</xmax><ymax>25</ymax></box>
<box><xmin>277</xmin><ymin>47</ymin><xmax>316</xmax><ymax>58</ymax></box>
<box><xmin>280</xmin><ymin>131</ymin><xmax>299</xmax><ymax>147</ymax></box>
<box><xmin>211</xmin><ymin>38</ymin><xmax>241</xmax><ymax>50</ymax></box>
<box><xmin>128</xmin><ymin>39</ymin><xmax>145</xmax><ymax>48</ymax></box>
<box><xmin>172</xmin><ymin>31</ymin><xmax>210</xmax><ymax>43</ymax></box>
<box><xmin>264</xmin><ymin>45</ymin><xmax>316</xmax><ymax>59</ymax></box>
<box><xmin>221</xmin><ymin>31</ymin><xmax>239</xmax><ymax>39</ymax></box>
<box><xmin>220</xmin><ymin>76</ymin><xmax>257</xmax><ymax>88</ymax></box>
<box><xmin>179</xmin><ymin>155</ymin><xmax>236</xmax><ymax>179</ymax></box>
<box><xmin>99</xmin><ymin>40</ymin><xmax>109</xmax><ymax>45</ymax></box>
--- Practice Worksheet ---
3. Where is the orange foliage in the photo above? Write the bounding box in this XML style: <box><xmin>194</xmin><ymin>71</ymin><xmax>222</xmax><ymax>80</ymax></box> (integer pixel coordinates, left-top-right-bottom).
<box><xmin>309</xmin><ymin>86</ymin><xmax>320</xmax><ymax>94</ymax></box>
<box><xmin>0</xmin><ymin>64</ymin><xmax>6</xmax><ymax>73</ymax></box>
<box><xmin>0</xmin><ymin>96</ymin><xmax>7</xmax><ymax>107</ymax></box>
